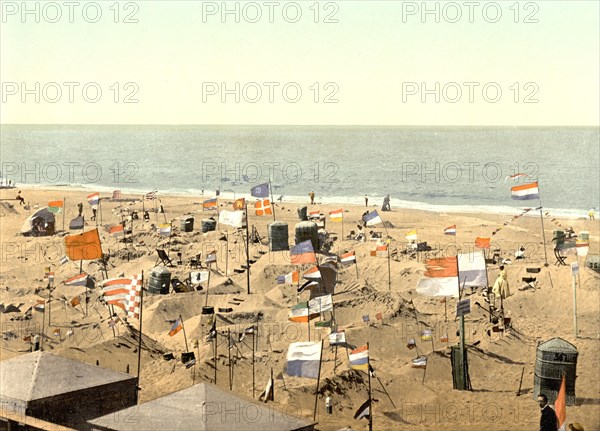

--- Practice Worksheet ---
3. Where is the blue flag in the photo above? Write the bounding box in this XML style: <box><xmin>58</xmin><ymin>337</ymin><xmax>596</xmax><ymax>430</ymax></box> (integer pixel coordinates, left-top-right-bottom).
<box><xmin>251</xmin><ymin>183</ymin><xmax>270</xmax><ymax>198</ymax></box>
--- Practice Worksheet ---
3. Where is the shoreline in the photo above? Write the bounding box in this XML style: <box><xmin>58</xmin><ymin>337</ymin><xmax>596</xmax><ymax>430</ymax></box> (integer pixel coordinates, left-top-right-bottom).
<box><xmin>5</xmin><ymin>183</ymin><xmax>593</xmax><ymax>220</ymax></box>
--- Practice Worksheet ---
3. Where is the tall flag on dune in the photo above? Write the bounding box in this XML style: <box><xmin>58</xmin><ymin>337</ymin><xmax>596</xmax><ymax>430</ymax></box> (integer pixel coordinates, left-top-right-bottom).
<box><xmin>64</xmin><ymin>273</ymin><xmax>88</xmax><ymax>286</ymax></box>
<box><xmin>48</xmin><ymin>200</ymin><xmax>64</xmax><ymax>213</ymax></box>
<box><xmin>203</xmin><ymin>198</ymin><xmax>218</xmax><ymax>210</ymax></box>
<box><xmin>109</xmin><ymin>224</ymin><xmax>125</xmax><ymax>238</ymax></box>
<box><xmin>511</xmin><ymin>182</ymin><xmax>539</xmax><ymax>200</ymax></box>
<box><xmin>254</xmin><ymin>199</ymin><xmax>272</xmax><ymax>216</ymax></box>
<box><xmin>504</xmin><ymin>173</ymin><xmax>531</xmax><ymax>183</ymax></box>
<box><xmin>444</xmin><ymin>225</ymin><xmax>456</xmax><ymax>236</ymax></box>
<box><xmin>65</xmin><ymin>228</ymin><xmax>102</xmax><ymax>261</ymax></box>
<box><xmin>288</xmin><ymin>302</ymin><xmax>319</xmax><ymax>323</ymax></box>
<box><xmin>290</xmin><ymin>240</ymin><xmax>316</xmax><ymax>264</ymax></box>
<box><xmin>233</xmin><ymin>198</ymin><xmax>246</xmax><ymax>210</ymax></box>
<box><xmin>341</xmin><ymin>251</ymin><xmax>356</xmax><ymax>265</ymax></box>
<box><xmin>303</xmin><ymin>266</ymin><xmax>322</xmax><ymax>279</ymax></box>
<box><xmin>416</xmin><ymin>252</ymin><xmax>487</xmax><ymax>297</ymax></box>
<box><xmin>349</xmin><ymin>345</ymin><xmax>369</xmax><ymax>371</ymax></box>
<box><xmin>475</xmin><ymin>237</ymin><xmax>491</xmax><ymax>249</ymax></box>
<box><xmin>87</xmin><ymin>192</ymin><xmax>100</xmax><ymax>206</ymax></box>
<box><xmin>277</xmin><ymin>270</ymin><xmax>299</xmax><ymax>285</ymax></box>
<box><xmin>169</xmin><ymin>318</ymin><xmax>183</xmax><ymax>336</ymax></box>
<box><xmin>308</xmin><ymin>294</ymin><xmax>333</xmax><ymax>313</ymax></box>
<box><xmin>219</xmin><ymin>210</ymin><xmax>244</xmax><ymax>228</ymax></box>
<box><xmin>370</xmin><ymin>244</ymin><xmax>388</xmax><ymax>257</ymax></box>
<box><xmin>555</xmin><ymin>374</ymin><xmax>567</xmax><ymax>431</ymax></box>
<box><xmin>329</xmin><ymin>208</ymin><xmax>344</xmax><ymax>222</ymax></box>
<box><xmin>286</xmin><ymin>341</ymin><xmax>322</xmax><ymax>379</ymax></box>
<box><xmin>354</xmin><ymin>399</ymin><xmax>371</xmax><ymax>420</ymax></box>
<box><xmin>363</xmin><ymin>210</ymin><xmax>382</xmax><ymax>226</ymax></box>
<box><xmin>406</xmin><ymin>230</ymin><xmax>418</xmax><ymax>241</ymax></box>
<box><xmin>157</xmin><ymin>223</ymin><xmax>172</xmax><ymax>236</ymax></box>
<box><xmin>251</xmin><ymin>183</ymin><xmax>270</xmax><ymax>198</ymax></box>
<box><xmin>126</xmin><ymin>276</ymin><xmax>142</xmax><ymax>319</ymax></box>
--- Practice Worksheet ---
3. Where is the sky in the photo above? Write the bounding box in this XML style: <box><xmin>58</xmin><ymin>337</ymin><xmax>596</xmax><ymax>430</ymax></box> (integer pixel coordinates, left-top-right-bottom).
<box><xmin>1</xmin><ymin>0</ymin><xmax>599</xmax><ymax>126</ymax></box>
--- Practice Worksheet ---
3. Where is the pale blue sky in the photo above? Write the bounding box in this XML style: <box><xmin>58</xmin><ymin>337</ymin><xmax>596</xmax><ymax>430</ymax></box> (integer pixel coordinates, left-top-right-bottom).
<box><xmin>1</xmin><ymin>1</ymin><xmax>598</xmax><ymax>125</ymax></box>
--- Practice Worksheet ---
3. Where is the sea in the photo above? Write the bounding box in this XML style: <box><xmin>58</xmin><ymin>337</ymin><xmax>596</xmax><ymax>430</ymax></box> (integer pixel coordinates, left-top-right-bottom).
<box><xmin>2</xmin><ymin>125</ymin><xmax>598</xmax><ymax>218</ymax></box>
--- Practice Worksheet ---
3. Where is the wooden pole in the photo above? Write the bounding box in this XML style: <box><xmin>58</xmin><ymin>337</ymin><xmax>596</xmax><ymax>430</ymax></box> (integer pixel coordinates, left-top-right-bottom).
<box><xmin>516</xmin><ymin>366</ymin><xmax>525</xmax><ymax>396</ymax></box>
<box><xmin>312</xmin><ymin>340</ymin><xmax>324</xmax><ymax>422</ymax></box>
<box><xmin>228</xmin><ymin>328</ymin><xmax>232</xmax><ymax>390</ymax></box>
<box><xmin>214</xmin><ymin>324</ymin><xmax>218</xmax><ymax>385</ymax></box>
<box><xmin>368</xmin><ymin>341</ymin><xmax>373</xmax><ymax>431</ymax></box>
<box><xmin>252</xmin><ymin>329</ymin><xmax>256</xmax><ymax>398</ymax></box>
<box><xmin>537</xmin><ymin>186</ymin><xmax>549</xmax><ymax>265</ymax></box>
<box><xmin>245</xmin><ymin>204</ymin><xmax>251</xmax><ymax>295</ymax></box>
<box><xmin>62</xmin><ymin>196</ymin><xmax>66</xmax><ymax>232</ymax></box>
<box><xmin>225</xmin><ymin>231</ymin><xmax>229</xmax><ymax>277</ymax></box>
<box><xmin>268</xmin><ymin>180</ymin><xmax>276</xmax><ymax>222</ymax></box>
<box><xmin>136</xmin><ymin>271</ymin><xmax>145</xmax><ymax>404</ymax></box>
<box><xmin>204</xmin><ymin>268</ymin><xmax>212</xmax><ymax>307</ymax></box>
<box><xmin>572</xmin><ymin>266</ymin><xmax>578</xmax><ymax>338</ymax></box>
<box><xmin>180</xmin><ymin>314</ymin><xmax>190</xmax><ymax>353</ymax></box>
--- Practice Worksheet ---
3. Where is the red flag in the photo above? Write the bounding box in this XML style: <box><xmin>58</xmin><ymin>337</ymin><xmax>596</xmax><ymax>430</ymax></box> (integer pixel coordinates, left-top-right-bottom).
<box><xmin>475</xmin><ymin>237</ymin><xmax>491</xmax><ymax>249</ymax></box>
<box><xmin>64</xmin><ymin>229</ymin><xmax>103</xmax><ymax>261</ymax></box>
<box><xmin>555</xmin><ymin>374</ymin><xmax>567</xmax><ymax>430</ymax></box>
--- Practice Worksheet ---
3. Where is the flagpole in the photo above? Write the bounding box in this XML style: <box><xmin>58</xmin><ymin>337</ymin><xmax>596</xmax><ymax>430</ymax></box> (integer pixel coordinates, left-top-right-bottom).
<box><xmin>312</xmin><ymin>340</ymin><xmax>324</xmax><ymax>422</ymax></box>
<box><xmin>367</xmin><ymin>341</ymin><xmax>373</xmax><ymax>431</ymax></box>
<box><xmin>537</xmin><ymin>183</ymin><xmax>549</xmax><ymax>266</ymax></box>
<box><xmin>214</xmin><ymin>323</ymin><xmax>218</xmax><ymax>385</ymax></box>
<box><xmin>41</xmin><ymin>299</ymin><xmax>46</xmax><ymax>351</ymax></box>
<box><xmin>268</xmin><ymin>180</ymin><xmax>276</xmax><ymax>222</ymax></box>
<box><xmin>270</xmin><ymin>367</ymin><xmax>274</xmax><ymax>401</ymax></box>
<box><xmin>252</xmin><ymin>328</ymin><xmax>256</xmax><ymax>398</ymax></box>
<box><xmin>62</xmin><ymin>196</ymin><xmax>66</xmax><ymax>232</ymax></box>
<box><xmin>204</xmin><ymin>268</ymin><xmax>211</xmax><ymax>307</ymax></box>
<box><xmin>245</xmin><ymin>204</ymin><xmax>251</xmax><ymax>295</ymax></box>
<box><xmin>387</xmin><ymin>239</ymin><xmax>392</xmax><ymax>291</ymax></box>
<box><xmin>228</xmin><ymin>328</ymin><xmax>232</xmax><ymax>390</ymax></box>
<box><xmin>136</xmin><ymin>271</ymin><xmax>145</xmax><ymax>404</ymax></box>
<box><xmin>457</xmin><ymin>257</ymin><xmax>467</xmax><ymax>390</ymax></box>
<box><xmin>180</xmin><ymin>314</ymin><xmax>190</xmax><ymax>353</ymax></box>
<box><xmin>225</xmin><ymin>231</ymin><xmax>229</xmax><ymax>277</ymax></box>
<box><xmin>341</xmin><ymin>211</ymin><xmax>344</xmax><ymax>240</ymax></box>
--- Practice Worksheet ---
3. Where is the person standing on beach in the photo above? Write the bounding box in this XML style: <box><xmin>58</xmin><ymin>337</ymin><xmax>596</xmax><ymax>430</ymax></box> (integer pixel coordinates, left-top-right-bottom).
<box><xmin>589</xmin><ymin>209</ymin><xmax>596</xmax><ymax>221</ymax></box>
<box><xmin>364</xmin><ymin>195</ymin><xmax>369</xmax><ymax>207</ymax></box>
<box><xmin>309</xmin><ymin>191</ymin><xmax>315</xmax><ymax>205</ymax></box>
<box><xmin>77</xmin><ymin>202</ymin><xmax>83</xmax><ymax>217</ymax></box>
<box><xmin>537</xmin><ymin>394</ymin><xmax>558</xmax><ymax>431</ymax></box>
<box><xmin>382</xmin><ymin>194</ymin><xmax>391</xmax><ymax>211</ymax></box>
<box><xmin>492</xmin><ymin>265</ymin><xmax>510</xmax><ymax>307</ymax></box>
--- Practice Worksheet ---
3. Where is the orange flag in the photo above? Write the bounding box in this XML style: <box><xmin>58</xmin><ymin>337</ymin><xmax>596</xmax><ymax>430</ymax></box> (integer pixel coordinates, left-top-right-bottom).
<box><xmin>475</xmin><ymin>237</ymin><xmax>491</xmax><ymax>249</ymax></box>
<box><xmin>555</xmin><ymin>374</ymin><xmax>566</xmax><ymax>430</ymax></box>
<box><xmin>233</xmin><ymin>198</ymin><xmax>246</xmax><ymax>210</ymax></box>
<box><xmin>64</xmin><ymin>229</ymin><xmax>103</xmax><ymax>261</ymax></box>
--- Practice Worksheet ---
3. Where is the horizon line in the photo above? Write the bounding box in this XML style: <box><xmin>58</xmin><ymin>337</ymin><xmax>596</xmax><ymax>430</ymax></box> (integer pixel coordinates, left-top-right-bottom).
<box><xmin>1</xmin><ymin>124</ymin><xmax>599</xmax><ymax>128</ymax></box>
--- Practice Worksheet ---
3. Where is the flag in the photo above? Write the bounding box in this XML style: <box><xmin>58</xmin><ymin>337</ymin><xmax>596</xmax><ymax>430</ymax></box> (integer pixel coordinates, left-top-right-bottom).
<box><xmin>254</xmin><ymin>199</ymin><xmax>272</xmax><ymax>216</ymax></box>
<box><xmin>169</xmin><ymin>318</ymin><xmax>183</xmax><ymax>336</ymax></box>
<box><xmin>308</xmin><ymin>294</ymin><xmax>333</xmax><ymax>313</ymax></box>
<box><xmin>576</xmin><ymin>239</ymin><xmax>589</xmax><ymax>257</ymax></box>
<box><xmin>475</xmin><ymin>237</ymin><xmax>490</xmax><ymax>249</ymax></box>
<box><xmin>145</xmin><ymin>191</ymin><xmax>157</xmax><ymax>200</ymax></box>
<box><xmin>87</xmin><ymin>192</ymin><xmax>100</xmax><ymax>206</ymax></box>
<box><xmin>555</xmin><ymin>375</ymin><xmax>567</xmax><ymax>431</ymax></box>
<box><xmin>69</xmin><ymin>296</ymin><xmax>81</xmax><ymax>307</ymax></box>
<box><xmin>53</xmin><ymin>328</ymin><xmax>61</xmax><ymax>337</ymax></box>
<box><xmin>303</xmin><ymin>266</ymin><xmax>321</xmax><ymax>279</ymax></box>
<box><xmin>59</xmin><ymin>255</ymin><xmax>69</xmax><ymax>265</ymax></box>
<box><xmin>158</xmin><ymin>223</ymin><xmax>171</xmax><ymax>236</ymax></box>
<box><xmin>421</xmin><ymin>329</ymin><xmax>433</xmax><ymax>341</ymax></box>
<box><xmin>288</xmin><ymin>302</ymin><xmax>319</xmax><ymax>323</ymax></box>
<box><xmin>233</xmin><ymin>198</ymin><xmax>246</xmax><ymax>210</ymax></box>
<box><xmin>308</xmin><ymin>209</ymin><xmax>321</xmax><ymax>217</ymax></box>
<box><xmin>370</xmin><ymin>244</ymin><xmax>388</xmax><ymax>257</ymax></box>
<box><xmin>349</xmin><ymin>345</ymin><xmax>369</xmax><ymax>371</ymax></box>
<box><xmin>203</xmin><ymin>198</ymin><xmax>218</xmax><ymax>210</ymax></box>
<box><xmin>286</xmin><ymin>341</ymin><xmax>322</xmax><ymax>379</ymax></box>
<box><xmin>109</xmin><ymin>224</ymin><xmax>125</xmax><ymax>238</ymax></box>
<box><xmin>362</xmin><ymin>314</ymin><xmax>370</xmax><ymax>323</ymax></box>
<box><xmin>375</xmin><ymin>312</ymin><xmax>383</xmax><ymax>321</ymax></box>
<box><xmin>412</xmin><ymin>355</ymin><xmax>428</xmax><ymax>369</ymax></box>
<box><xmin>406</xmin><ymin>230</ymin><xmax>418</xmax><ymax>241</ymax></box>
<box><xmin>441</xmin><ymin>334</ymin><xmax>449</xmax><ymax>343</ymax></box>
<box><xmin>444</xmin><ymin>225</ymin><xmax>456</xmax><ymax>235</ymax></box>
<box><xmin>277</xmin><ymin>270</ymin><xmax>299</xmax><ymax>285</ymax></box>
<box><xmin>354</xmin><ymin>399</ymin><xmax>370</xmax><ymax>420</ymax></box>
<box><xmin>44</xmin><ymin>270</ymin><xmax>54</xmax><ymax>281</ymax></box>
<box><xmin>329</xmin><ymin>208</ymin><xmax>343</xmax><ymax>222</ymax></box>
<box><xmin>219</xmin><ymin>210</ymin><xmax>244</xmax><ymax>228</ymax></box>
<box><xmin>511</xmin><ymin>182</ymin><xmax>539</xmax><ymax>200</ymax></box>
<box><xmin>341</xmin><ymin>251</ymin><xmax>356</xmax><ymax>265</ymax></box>
<box><xmin>64</xmin><ymin>273</ymin><xmax>88</xmax><ymax>286</ymax></box>
<box><xmin>101</xmin><ymin>276</ymin><xmax>141</xmax><ymax>318</ymax></box>
<box><xmin>314</xmin><ymin>320</ymin><xmax>333</xmax><ymax>328</ymax></box>
<box><xmin>329</xmin><ymin>330</ymin><xmax>346</xmax><ymax>345</ymax></box>
<box><xmin>363</xmin><ymin>210</ymin><xmax>382</xmax><ymax>226</ymax></box>
<box><xmin>416</xmin><ymin>252</ymin><xmax>487</xmax><ymax>296</ymax></box>
<box><xmin>205</xmin><ymin>251</ymin><xmax>217</xmax><ymax>264</ymax></box>
<box><xmin>298</xmin><ymin>279</ymin><xmax>318</xmax><ymax>293</ymax></box>
<box><xmin>112</xmin><ymin>190</ymin><xmax>122</xmax><ymax>199</ymax></box>
<box><xmin>407</xmin><ymin>339</ymin><xmax>417</xmax><ymax>349</ymax></box>
<box><xmin>290</xmin><ymin>240</ymin><xmax>316</xmax><ymax>264</ymax></box>
<box><xmin>190</xmin><ymin>271</ymin><xmax>209</xmax><ymax>284</ymax></box>
<box><xmin>258</xmin><ymin>376</ymin><xmax>274</xmax><ymax>403</ymax></box>
<box><xmin>34</xmin><ymin>299</ymin><xmax>45</xmax><ymax>312</ymax></box>
<box><xmin>126</xmin><ymin>276</ymin><xmax>142</xmax><ymax>319</ymax></box>
<box><xmin>251</xmin><ymin>183</ymin><xmax>270</xmax><ymax>198</ymax></box>
<box><xmin>65</xmin><ymin>229</ymin><xmax>103</xmax><ymax>261</ymax></box>
<box><xmin>48</xmin><ymin>200</ymin><xmax>64</xmax><ymax>213</ymax></box>
<box><xmin>505</xmin><ymin>173</ymin><xmax>531</xmax><ymax>182</ymax></box>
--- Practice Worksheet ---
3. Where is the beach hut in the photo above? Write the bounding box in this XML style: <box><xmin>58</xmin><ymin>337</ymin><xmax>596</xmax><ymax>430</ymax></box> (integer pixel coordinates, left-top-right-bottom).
<box><xmin>20</xmin><ymin>207</ymin><xmax>56</xmax><ymax>236</ymax></box>
<box><xmin>88</xmin><ymin>382</ymin><xmax>316</xmax><ymax>431</ymax></box>
<box><xmin>0</xmin><ymin>352</ymin><xmax>137</xmax><ymax>430</ymax></box>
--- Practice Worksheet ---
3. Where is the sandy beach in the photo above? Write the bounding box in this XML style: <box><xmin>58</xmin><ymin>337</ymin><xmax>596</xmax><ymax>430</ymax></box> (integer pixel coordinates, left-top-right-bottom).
<box><xmin>1</xmin><ymin>186</ymin><xmax>598</xmax><ymax>431</ymax></box>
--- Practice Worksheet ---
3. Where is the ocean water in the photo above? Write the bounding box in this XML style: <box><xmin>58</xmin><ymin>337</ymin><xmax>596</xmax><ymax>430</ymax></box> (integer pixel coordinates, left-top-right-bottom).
<box><xmin>1</xmin><ymin>125</ymin><xmax>598</xmax><ymax>217</ymax></box>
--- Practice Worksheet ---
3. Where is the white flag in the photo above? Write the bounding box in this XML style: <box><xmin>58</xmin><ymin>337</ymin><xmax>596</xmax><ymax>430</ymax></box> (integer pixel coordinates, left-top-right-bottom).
<box><xmin>219</xmin><ymin>210</ymin><xmax>244</xmax><ymax>228</ymax></box>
